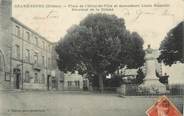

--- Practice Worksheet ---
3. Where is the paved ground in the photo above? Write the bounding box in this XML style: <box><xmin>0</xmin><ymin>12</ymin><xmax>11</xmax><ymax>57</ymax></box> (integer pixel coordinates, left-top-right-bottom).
<box><xmin>0</xmin><ymin>91</ymin><xmax>183</xmax><ymax>116</ymax></box>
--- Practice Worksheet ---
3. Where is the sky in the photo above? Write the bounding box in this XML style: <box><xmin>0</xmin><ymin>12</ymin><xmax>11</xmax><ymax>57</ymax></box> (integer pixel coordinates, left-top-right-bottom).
<box><xmin>13</xmin><ymin>0</ymin><xmax>184</xmax><ymax>49</ymax></box>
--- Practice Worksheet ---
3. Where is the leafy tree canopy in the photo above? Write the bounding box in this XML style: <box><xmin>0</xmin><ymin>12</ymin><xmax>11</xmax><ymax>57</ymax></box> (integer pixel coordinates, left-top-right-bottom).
<box><xmin>56</xmin><ymin>13</ymin><xmax>145</xmax><ymax>91</ymax></box>
<box><xmin>159</xmin><ymin>21</ymin><xmax>184</xmax><ymax>66</ymax></box>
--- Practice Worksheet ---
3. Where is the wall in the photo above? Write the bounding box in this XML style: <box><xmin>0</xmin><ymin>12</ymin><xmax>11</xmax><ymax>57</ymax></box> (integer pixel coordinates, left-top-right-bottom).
<box><xmin>0</xmin><ymin>0</ymin><xmax>12</xmax><ymax>89</ymax></box>
<box><xmin>64</xmin><ymin>72</ymin><xmax>83</xmax><ymax>90</ymax></box>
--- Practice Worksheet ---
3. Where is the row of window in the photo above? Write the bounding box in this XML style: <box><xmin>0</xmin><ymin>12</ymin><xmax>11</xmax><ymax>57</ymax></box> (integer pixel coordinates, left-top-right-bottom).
<box><xmin>15</xmin><ymin>44</ymin><xmax>51</xmax><ymax>66</ymax></box>
<box><xmin>24</xmin><ymin>71</ymin><xmax>45</xmax><ymax>84</ymax></box>
<box><xmin>15</xmin><ymin>25</ymin><xmax>52</xmax><ymax>51</ymax></box>
<box><xmin>67</xmin><ymin>81</ymin><xmax>80</xmax><ymax>87</ymax></box>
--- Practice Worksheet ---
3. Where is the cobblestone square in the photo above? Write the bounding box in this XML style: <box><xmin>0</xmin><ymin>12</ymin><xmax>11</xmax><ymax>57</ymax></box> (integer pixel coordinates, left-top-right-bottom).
<box><xmin>0</xmin><ymin>91</ymin><xmax>183</xmax><ymax>116</ymax></box>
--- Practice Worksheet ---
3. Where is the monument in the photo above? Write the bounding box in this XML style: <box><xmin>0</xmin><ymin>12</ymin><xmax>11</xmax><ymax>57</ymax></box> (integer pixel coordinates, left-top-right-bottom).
<box><xmin>139</xmin><ymin>45</ymin><xmax>167</xmax><ymax>94</ymax></box>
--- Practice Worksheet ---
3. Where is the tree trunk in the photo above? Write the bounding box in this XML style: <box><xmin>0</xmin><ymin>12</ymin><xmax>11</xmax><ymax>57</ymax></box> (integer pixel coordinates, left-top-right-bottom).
<box><xmin>99</xmin><ymin>73</ymin><xmax>104</xmax><ymax>93</ymax></box>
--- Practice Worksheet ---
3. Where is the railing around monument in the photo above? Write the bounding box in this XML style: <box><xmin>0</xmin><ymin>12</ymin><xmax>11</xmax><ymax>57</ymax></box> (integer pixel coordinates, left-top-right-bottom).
<box><xmin>169</xmin><ymin>84</ymin><xmax>184</xmax><ymax>95</ymax></box>
<box><xmin>117</xmin><ymin>84</ymin><xmax>184</xmax><ymax>96</ymax></box>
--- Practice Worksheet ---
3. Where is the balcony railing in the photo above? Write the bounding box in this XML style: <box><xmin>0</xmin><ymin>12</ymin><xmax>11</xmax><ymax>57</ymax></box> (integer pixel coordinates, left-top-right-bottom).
<box><xmin>32</xmin><ymin>63</ymin><xmax>41</xmax><ymax>71</ymax></box>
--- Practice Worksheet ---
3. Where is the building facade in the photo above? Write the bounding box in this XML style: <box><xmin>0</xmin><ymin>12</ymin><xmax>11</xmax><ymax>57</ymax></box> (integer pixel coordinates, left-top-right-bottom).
<box><xmin>11</xmin><ymin>18</ymin><xmax>54</xmax><ymax>90</ymax></box>
<box><xmin>0</xmin><ymin>0</ymin><xmax>61</xmax><ymax>90</ymax></box>
<box><xmin>0</xmin><ymin>0</ymin><xmax>12</xmax><ymax>90</ymax></box>
<box><xmin>64</xmin><ymin>71</ymin><xmax>89</xmax><ymax>90</ymax></box>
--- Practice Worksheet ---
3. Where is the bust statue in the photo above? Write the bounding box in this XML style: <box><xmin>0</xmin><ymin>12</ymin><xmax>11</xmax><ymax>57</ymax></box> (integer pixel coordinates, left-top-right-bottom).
<box><xmin>146</xmin><ymin>44</ymin><xmax>153</xmax><ymax>54</ymax></box>
<box><xmin>145</xmin><ymin>44</ymin><xmax>156</xmax><ymax>60</ymax></box>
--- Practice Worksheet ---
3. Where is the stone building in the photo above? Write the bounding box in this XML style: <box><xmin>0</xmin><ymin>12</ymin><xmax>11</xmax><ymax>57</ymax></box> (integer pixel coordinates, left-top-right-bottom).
<box><xmin>0</xmin><ymin>0</ymin><xmax>12</xmax><ymax>90</ymax></box>
<box><xmin>11</xmin><ymin>18</ymin><xmax>54</xmax><ymax>90</ymax></box>
<box><xmin>0</xmin><ymin>0</ymin><xmax>62</xmax><ymax>90</ymax></box>
<box><xmin>64</xmin><ymin>71</ymin><xmax>89</xmax><ymax>90</ymax></box>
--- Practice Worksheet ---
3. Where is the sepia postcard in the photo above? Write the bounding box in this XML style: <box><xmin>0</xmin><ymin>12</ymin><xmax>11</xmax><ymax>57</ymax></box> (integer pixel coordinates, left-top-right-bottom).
<box><xmin>0</xmin><ymin>0</ymin><xmax>184</xmax><ymax>116</ymax></box>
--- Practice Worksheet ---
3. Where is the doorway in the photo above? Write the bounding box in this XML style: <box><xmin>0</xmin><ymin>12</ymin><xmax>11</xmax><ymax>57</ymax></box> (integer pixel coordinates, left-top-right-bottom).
<box><xmin>47</xmin><ymin>75</ymin><xmax>50</xmax><ymax>90</ymax></box>
<box><xmin>15</xmin><ymin>73</ymin><xmax>20</xmax><ymax>89</ymax></box>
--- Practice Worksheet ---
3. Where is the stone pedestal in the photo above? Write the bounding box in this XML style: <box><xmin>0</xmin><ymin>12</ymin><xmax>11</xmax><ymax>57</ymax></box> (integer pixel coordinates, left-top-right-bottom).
<box><xmin>139</xmin><ymin>78</ymin><xmax>167</xmax><ymax>94</ymax></box>
<box><xmin>138</xmin><ymin>45</ymin><xmax>167</xmax><ymax>94</ymax></box>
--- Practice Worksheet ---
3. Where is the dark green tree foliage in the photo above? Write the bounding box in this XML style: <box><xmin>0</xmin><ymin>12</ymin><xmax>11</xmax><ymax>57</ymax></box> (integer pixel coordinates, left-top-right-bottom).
<box><xmin>135</xmin><ymin>68</ymin><xmax>145</xmax><ymax>84</ymax></box>
<box><xmin>156</xmin><ymin>71</ymin><xmax>169</xmax><ymax>84</ymax></box>
<box><xmin>159</xmin><ymin>21</ymin><xmax>184</xmax><ymax>66</ymax></box>
<box><xmin>56</xmin><ymin>14</ymin><xmax>145</xmax><ymax>92</ymax></box>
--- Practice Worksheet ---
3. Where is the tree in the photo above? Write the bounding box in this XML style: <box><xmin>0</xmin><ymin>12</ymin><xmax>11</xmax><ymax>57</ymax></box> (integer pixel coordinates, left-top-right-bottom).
<box><xmin>56</xmin><ymin>13</ymin><xmax>145</xmax><ymax>92</ymax></box>
<box><xmin>135</xmin><ymin>68</ymin><xmax>145</xmax><ymax>84</ymax></box>
<box><xmin>159</xmin><ymin>21</ymin><xmax>184</xmax><ymax>66</ymax></box>
<box><xmin>156</xmin><ymin>71</ymin><xmax>169</xmax><ymax>84</ymax></box>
